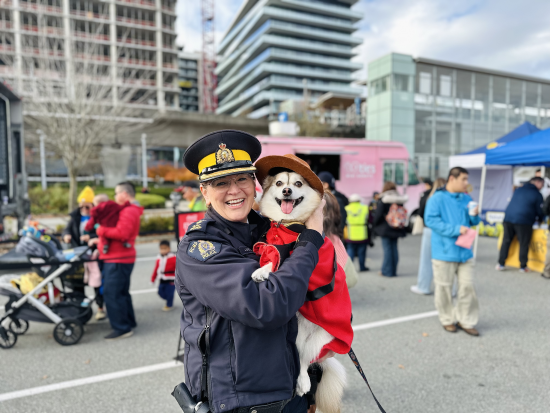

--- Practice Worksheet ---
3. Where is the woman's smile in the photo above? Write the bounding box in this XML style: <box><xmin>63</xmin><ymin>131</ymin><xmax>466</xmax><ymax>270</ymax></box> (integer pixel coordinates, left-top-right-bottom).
<box><xmin>225</xmin><ymin>198</ymin><xmax>245</xmax><ymax>208</ymax></box>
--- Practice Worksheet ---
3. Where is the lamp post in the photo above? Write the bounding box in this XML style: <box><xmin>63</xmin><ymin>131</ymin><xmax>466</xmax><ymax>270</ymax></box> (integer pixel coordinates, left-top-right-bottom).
<box><xmin>141</xmin><ymin>133</ymin><xmax>147</xmax><ymax>189</ymax></box>
<box><xmin>37</xmin><ymin>129</ymin><xmax>47</xmax><ymax>190</ymax></box>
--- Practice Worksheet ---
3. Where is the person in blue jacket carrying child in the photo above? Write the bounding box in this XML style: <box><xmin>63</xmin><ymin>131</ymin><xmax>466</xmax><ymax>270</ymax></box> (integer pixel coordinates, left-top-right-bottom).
<box><xmin>425</xmin><ymin>167</ymin><xmax>481</xmax><ymax>336</ymax></box>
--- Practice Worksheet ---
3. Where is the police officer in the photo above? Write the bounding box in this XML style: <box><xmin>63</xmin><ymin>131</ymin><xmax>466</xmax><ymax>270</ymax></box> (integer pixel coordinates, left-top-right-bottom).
<box><xmin>176</xmin><ymin>130</ymin><xmax>325</xmax><ymax>413</ymax></box>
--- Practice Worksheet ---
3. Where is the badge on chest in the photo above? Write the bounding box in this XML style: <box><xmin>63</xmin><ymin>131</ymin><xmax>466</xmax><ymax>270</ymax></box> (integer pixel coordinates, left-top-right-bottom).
<box><xmin>187</xmin><ymin>240</ymin><xmax>221</xmax><ymax>262</ymax></box>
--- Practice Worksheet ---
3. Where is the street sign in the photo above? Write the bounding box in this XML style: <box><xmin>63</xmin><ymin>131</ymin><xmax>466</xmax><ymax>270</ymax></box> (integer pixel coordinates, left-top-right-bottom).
<box><xmin>175</xmin><ymin>211</ymin><xmax>206</xmax><ymax>240</ymax></box>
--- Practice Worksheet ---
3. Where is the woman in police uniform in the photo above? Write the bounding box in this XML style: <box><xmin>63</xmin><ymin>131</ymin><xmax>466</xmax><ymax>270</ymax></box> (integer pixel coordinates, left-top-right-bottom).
<box><xmin>176</xmin><ymin>130</ymin><xmax>325</xmax><ymax>413</ymax></box>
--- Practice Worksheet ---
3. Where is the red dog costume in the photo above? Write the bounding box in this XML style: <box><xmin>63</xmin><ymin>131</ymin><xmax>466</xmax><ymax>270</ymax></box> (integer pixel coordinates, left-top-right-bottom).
<box><xmin>254</xmin><ymin>154</ymin><xmax>353</xmax><ymax>361</ymax></box>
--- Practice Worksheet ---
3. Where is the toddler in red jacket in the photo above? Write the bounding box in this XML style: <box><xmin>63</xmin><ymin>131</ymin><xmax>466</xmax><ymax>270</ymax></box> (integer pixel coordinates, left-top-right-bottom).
<box><xmin>151</xmin><ymin>240</ymin><xmax>176</xmax><ymax>311</ymax></box>
<box><xmin>84</xmin><ymin>194</ymin><xmax>131</xmax><ymax>254</ymax></box>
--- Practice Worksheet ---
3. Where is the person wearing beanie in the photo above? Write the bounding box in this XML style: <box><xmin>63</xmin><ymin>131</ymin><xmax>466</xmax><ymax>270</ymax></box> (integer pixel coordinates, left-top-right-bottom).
<box><xmin>62</xmin><ymin>186</ymin><xmax>96</xmax><ymax>247</ymax></box>
<box><xmin>318</xmin><ymin>171</ymin><xmax>348</xmax><ymax>231</ymax></box>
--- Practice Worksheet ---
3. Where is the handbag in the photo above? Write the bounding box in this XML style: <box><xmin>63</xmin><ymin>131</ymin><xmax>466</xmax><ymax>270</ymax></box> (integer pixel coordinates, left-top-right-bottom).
<box><xmin>411</xmin><ymin>215</ymin><xmax>424</xmax><ymax>235</ymax></box>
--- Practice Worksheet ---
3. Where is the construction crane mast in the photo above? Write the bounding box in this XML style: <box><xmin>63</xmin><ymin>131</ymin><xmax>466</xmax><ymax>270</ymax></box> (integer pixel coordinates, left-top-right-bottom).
<box><xmin>201</xmin><ymin>0</ymin><xmax>218</xmax><ymax>113</ymax></box>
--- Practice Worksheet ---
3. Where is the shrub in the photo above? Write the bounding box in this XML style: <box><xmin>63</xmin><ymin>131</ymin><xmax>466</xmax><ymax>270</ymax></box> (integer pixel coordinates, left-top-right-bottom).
<box><xmin>135</xmin><ymin>193</ymin><xmax>166</xmax><ymax>209</ymax></box>
<box><xmin>29</xmin><ymin>185</ymin><xmax>70</xmax><ymax>214</ymax></box>
<box><xmin>140</xmin><ymin>215</ymin><xmax>174</xmax><ymax>233</ymax></box>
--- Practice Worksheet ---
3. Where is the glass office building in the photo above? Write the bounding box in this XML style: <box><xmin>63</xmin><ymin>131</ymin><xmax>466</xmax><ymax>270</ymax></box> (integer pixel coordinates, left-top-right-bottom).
<box><xmin>367</xmin><ymin>53</ymin><xmax>550</xmax><ymax>179</ymax></box>
<box><xmin>215</xmin><ymin>0</ymin><xmax>364</xmax><ymax>119</ymax></box>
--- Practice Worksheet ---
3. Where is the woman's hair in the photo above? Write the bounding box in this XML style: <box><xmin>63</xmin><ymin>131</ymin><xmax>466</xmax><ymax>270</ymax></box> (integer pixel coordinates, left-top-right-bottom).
<box><xmin>382</xmin><ymin>181</ymin><xmax>396</xmax><ymax>193</ymax></box>
<box><xmin>429</xmin><ymin>178</ymin><xmax>446</xmax><ymax>198</ymax></box>
<box><xmin>323</xmin><ymin>190</ymin><xmax>343</xmax><ymax>239</ymax></box>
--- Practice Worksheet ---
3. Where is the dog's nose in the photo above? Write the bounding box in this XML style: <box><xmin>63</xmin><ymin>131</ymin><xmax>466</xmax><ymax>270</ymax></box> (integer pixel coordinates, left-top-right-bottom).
<box><xmin>282</xmin><ymin>187</ymin><xmax>292</xmax><ymax>196</ymax></box>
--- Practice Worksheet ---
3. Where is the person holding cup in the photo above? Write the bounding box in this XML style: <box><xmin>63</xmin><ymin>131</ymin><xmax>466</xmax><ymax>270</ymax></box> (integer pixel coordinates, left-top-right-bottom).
<box><xmin>424</xmin><ymin>167</ymin><xmax>481</xmax><ymax>336</ymax></box>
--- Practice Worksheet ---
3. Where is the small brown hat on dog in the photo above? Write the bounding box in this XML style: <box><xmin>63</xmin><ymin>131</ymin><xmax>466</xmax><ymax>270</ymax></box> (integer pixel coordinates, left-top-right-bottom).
<box><xmin>255</xmin><ymin>154</ymin><xmax>324</xmax><ymax>194</ymax></box>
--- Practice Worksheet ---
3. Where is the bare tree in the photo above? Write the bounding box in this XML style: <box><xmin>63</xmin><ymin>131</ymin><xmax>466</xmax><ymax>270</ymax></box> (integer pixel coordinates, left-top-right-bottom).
<box><xmin>0</xmin><ymin>5</ymin><xmax>175</xmax><ymax>210</ymax></box>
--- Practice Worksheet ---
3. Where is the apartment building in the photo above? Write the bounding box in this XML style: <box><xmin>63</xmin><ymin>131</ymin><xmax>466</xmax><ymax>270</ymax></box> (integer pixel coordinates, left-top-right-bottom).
<box><xmin>0</xmin><ymin>0</ymin><xmax>179</xmax><ymax>111</ymax></box>
<box><xmin>177</xmin><ymin>48</ymin><xmax>201</xmax><ymax>112</ymax></box>
<box><xmin>215</xmin><ymin>0</ymin><xmax>363</xmax><ymax>119</ymax></box>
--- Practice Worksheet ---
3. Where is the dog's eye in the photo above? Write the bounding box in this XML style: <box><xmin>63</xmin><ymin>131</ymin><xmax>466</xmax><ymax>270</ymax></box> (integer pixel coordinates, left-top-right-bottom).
<box><xmin>276</xmin><ymin>181</ymin><xmax>283</xmax><ymax>187</ymax></box>
<box><xmin>294</xmin><ymin>181</ymin><xmax>303</xmax><ymax>188</ymax></box>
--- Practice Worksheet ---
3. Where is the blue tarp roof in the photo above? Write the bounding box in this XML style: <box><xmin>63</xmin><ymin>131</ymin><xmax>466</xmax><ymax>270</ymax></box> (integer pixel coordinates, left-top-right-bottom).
<box><xmin>485</xmin><ymin>127</ymin><xmax>550</xmax><ymax>166</ymax></box>
<box><xmin>463</xmin><ymin>122</ymin><xmax>540</xmax><ymax>155</ymax></box>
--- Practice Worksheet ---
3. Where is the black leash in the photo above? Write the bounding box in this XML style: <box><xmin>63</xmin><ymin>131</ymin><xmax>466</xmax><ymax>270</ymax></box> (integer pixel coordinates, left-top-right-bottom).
<box><xmin>348</xmin><ymin>348</ymin><xmax>387</xmax><ymax>413</ymax></box>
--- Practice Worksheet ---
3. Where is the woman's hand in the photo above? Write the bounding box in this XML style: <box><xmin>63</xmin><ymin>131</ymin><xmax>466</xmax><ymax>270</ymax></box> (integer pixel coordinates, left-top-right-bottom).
<box><xmin>305</xmin><ymin>199</ymin><xmax>326</xmax><ymax>235</ymax></box>
<box><xmin>80</xmin><ymin>234</ymin><xmax>90</xmax><ymax>242</ymax></box>
<box><xmin>88</xmin><ymin>238</ymin><xmax>99</xmax><ymax>247</ymax></box>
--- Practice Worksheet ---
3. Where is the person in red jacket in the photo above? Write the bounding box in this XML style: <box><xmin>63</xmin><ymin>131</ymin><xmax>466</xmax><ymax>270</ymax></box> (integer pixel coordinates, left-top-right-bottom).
<box><xmin>151</xmin><ymin>240</ymin><xmax>176</xmax><ymax>311</ymax></box>
<box><xmin>95</xmin><ymin>181</ymin><xmax>144</xmax><ymax>340</ymax></box>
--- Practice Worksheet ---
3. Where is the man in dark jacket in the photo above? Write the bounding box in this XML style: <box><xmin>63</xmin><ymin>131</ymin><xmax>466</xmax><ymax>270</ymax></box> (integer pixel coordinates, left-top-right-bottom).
<box><xmin>497</xmin><ymin>177</ymin><xmax>545</xmax><ymax>272</ymax></box>
<box><xmin>318</xmin><ymin>171</ymin><xmax>348</xmax><ymax>231</ymax></box>
<box><xmin>417</xmin><ymin>179</ymin><xmax>433</xmax><ymax>220</ymax></box>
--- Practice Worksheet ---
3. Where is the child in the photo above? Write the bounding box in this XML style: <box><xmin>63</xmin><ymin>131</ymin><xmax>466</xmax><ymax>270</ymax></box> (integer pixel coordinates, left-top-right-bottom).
<box><xmin>151</xmin><ymin>240</ymin><xmax>176</xmax><ymax>311</ymax></box>
<box><xmin>84</xmin><ymin>194</ymin><xmax>130</xmax><ymax>254</ymax></box>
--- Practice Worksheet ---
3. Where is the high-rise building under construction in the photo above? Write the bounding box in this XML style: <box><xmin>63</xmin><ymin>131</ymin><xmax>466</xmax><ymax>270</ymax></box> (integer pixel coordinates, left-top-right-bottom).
<box><xmin>215</xmin><ymin>0</ymin><xmax>363</xmax><ymax>118</ymax></box>
<box><xmin>0</xmin><ymin>0</ymin><xmax>179</xmax><ymax>111</ymax></box>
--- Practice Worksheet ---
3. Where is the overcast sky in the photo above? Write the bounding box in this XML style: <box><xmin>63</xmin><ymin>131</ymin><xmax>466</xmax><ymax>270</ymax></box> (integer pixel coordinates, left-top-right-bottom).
<box><xmin>176</xmin><ymin>0</ymin><xmax>550</xmax><ymax>80</ymax></box>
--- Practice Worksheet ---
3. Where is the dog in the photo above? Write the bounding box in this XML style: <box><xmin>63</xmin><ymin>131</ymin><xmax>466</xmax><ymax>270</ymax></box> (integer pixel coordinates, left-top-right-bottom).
<box><xmin>251</xmin><ymin>170</ymin><xmax>353</xmax><ymax>413</ymax></box>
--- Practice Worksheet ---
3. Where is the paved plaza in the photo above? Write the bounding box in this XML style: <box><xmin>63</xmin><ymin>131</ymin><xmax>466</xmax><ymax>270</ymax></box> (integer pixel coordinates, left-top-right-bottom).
<box><xmin>0</xmin><ymin>236</ymin><xmax>549</xmax><ymax>412</ymax></box>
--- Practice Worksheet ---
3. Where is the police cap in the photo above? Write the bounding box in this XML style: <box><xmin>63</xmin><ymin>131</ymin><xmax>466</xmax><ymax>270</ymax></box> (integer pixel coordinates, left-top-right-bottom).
<box><xmin>183</xmin><ymin>130</ymin><xmax>262</xmax><ymax>182</ymax></box>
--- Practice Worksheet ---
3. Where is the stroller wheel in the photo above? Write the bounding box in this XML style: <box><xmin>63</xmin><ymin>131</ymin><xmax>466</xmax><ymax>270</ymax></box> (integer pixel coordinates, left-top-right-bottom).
<box><xmin>9</xmin><ymin>319</ymin><xmax>29</xmax><ymax>335</ymax></box>
<box><xmin>0</xmin><ymin>327</ymin><xmax>17</xmax><ymax>349</ymax></box>
<box><xmin>53</xmin><ymin>318</ymin><xmax>84</xmax><ymax>346</ymax></box>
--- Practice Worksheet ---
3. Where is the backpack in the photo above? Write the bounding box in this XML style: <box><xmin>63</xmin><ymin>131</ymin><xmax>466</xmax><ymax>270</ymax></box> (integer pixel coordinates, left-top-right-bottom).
<box><xmin>385</xmin><ymin>204</ymin><xmax>408</xmax><ymax>229</ymax></box>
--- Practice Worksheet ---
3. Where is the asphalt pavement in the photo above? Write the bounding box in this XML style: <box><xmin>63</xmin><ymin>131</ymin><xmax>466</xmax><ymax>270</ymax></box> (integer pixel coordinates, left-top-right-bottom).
<box><xmin>0</xmin><ymin>236</ymin><xmax>549</xmax><ymax>413</ymax></box>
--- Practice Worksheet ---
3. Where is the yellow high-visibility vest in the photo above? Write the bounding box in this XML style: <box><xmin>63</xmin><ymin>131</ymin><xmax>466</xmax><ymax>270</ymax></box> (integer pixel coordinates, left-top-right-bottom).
<box><xmin>345</xmin><ymin>202</ymin><xmax>369</xmax><ymax>241</ymax></box>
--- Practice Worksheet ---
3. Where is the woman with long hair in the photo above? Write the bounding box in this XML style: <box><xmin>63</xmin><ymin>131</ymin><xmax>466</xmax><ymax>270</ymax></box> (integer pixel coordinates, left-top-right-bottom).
<box><xmin>323</xmin><ymin>190</ymin><xmax>358</xmax><ymax>288</ymax></box>
<box><xmin>411</xmin><ymin>178</ymin><xmax>446</xmax><ymax>294</ymax></box>
<box><xmin>373</xmin><ymin>181</ymin><xmax>408</xmax><ymax>277</ymax></box>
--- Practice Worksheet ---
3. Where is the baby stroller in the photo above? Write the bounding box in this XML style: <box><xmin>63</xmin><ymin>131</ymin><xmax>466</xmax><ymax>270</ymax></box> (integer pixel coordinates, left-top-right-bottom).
<box><xmin>0</xmin><ymin>235</ymin><xmax>96</xmax><ymax>349</ymax></box>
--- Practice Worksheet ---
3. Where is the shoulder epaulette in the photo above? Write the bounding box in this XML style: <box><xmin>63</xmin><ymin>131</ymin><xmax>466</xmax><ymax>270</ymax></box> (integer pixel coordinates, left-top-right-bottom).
<box><xmin>185</xmin><ymin>219</ymin><xmax>215</xmax><ymax>235</ymax></box>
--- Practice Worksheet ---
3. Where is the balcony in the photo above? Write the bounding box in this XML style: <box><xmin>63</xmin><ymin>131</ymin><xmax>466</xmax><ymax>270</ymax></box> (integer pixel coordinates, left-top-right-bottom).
<box><xmin>116</xmin><ymin>0</ymin><xmax>156</xmax><ymax>10</ymax></box>
<box><xmin>0</xmin><ymin>21</ymin><xmax>12</xmax><ymax>30</ymax></box>
<box><xmin>162</xmin><ymin>62</ymin><xmax>177</xmax><ymax>71</ymax></box>
<box><xmin>22</xmin><ymin>47</ymin><xmax>65</xmax><ymax>58</ymax></box>
<box><xmin>71</xmin><ymin>10</ymin><xmax>109</xmax><ymax>21</ymax></box>
<box><xmin>0</xmin><ymin>44</ymin><xmax>15</xmax><ymax>53</ymax></box>
<box><xmin>116</xmin><ymin>16</ymin><xmax>156</xmax><ymax>28</ymax></box>
<box><xmin>0</xmin><ymin>0</ymin><xmax>13</xmax><ymax>7</ymax></box>
<box><xmin>74</xmin><ymin>53</ymin><xmax>111</xmax><ymax>63</ymax></box>
<box><xmin>118</xmin><ymin>58</ymin><xmax>156</xmax><ymax>68</ymax></box>
<box><xmin>20</xmin><ymin>2</ymin><xmax>63</xmax><ymax>15</ymax></box>
<box><xmin>21</xmin><ymin>24</ymin><xmax>63</xmax><ymax>36</ymax></box>
<box><xmin>119</xmin><ymin>78</ymin><xmax>157</xmax><ymax>89</ymax></box>
<box><xmin>117</xmin><ymin>37</ymin><xmax>156</xmax><ymax>48</ymax></box>
<box><xmin>73</xmin><ymin>31</ymin><xmax>110</xmax><ymax>43</ymax></box>
<box><xmin>162</xmin><ymin>5</ymin><xmax>176</xmax><ymax>16</ymax></box>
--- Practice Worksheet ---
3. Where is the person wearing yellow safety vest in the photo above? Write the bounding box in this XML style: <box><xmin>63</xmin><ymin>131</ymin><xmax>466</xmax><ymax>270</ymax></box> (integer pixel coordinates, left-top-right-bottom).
<box><xmin>345</xmin><ymin>194</ymin><xmax>370</xmax><ymax>272</ymax></box>
<box><xmin>181</xmin><ymin>181</ymin><xmax>207</xmax><ymax>212</ymax></box>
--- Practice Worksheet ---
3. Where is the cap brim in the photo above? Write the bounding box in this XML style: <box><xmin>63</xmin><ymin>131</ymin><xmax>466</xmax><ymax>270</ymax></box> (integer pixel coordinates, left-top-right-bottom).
<box><xmin>199</xmin><ymin>166</ymin><xmax>257</xmax><ymax>182</ymax></box>
<box><xmin>255</xmin><ymin>156</ymin><xmax>324</xmax><ymax>194</ymax></box>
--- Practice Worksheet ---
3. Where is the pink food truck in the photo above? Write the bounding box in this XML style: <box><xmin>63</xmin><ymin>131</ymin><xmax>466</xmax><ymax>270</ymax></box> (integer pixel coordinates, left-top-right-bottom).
<box><xmin>256</xmin><ymin>135</ymin><xmax>425</xmax><ymax>218</ymax></box>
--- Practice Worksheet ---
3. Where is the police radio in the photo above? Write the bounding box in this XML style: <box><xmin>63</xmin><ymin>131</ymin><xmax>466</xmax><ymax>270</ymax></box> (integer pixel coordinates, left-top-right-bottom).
<box><xmin>172</xmin><ymin>382</ymin><xmax>211</xmax><ymax>413</ymax></box>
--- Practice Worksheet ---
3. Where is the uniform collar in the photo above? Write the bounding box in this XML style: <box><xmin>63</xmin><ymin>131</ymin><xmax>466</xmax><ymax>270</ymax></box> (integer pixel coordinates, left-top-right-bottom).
<box><xmin>206</xmin><ymin>208</ymin><xmax>270</xmax><ymax>247</ymax></box>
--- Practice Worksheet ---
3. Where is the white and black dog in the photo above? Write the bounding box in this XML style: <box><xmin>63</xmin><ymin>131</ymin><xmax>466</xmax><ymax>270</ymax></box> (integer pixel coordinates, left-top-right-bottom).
<box><xmin>252</xmin><ymin>171</ymin><xmax>348</xmax><ymax>413</ymax></box>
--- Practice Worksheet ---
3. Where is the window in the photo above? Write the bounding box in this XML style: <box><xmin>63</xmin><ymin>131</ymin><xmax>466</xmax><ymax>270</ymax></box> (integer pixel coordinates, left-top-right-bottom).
<box><xmin>371</xmin><ymin>75</ymin><xmax>389</xmax><ymax>96</ymax></box>
<box><xmin>440</xmin><ymin>75</ymin><xmax>451</xmax><ymax>97</ymax></box>
<box><xmin>419</xmin><ymin>72</ymin><xmax>431</xmax><ymax>95</ymax></box>
<box><xmin>383</xmin><ymin>162</ymin><xmax>405</xmax><ymax>186</ymax></box>
<box><xmin>393</xmin><ymin>74</ymin><xmax>410</xmax><ymax>92</ymax></box>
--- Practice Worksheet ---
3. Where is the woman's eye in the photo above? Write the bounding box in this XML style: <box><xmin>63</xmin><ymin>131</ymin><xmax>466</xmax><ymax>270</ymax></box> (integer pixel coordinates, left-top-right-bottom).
<box><xmin>237</xmin><ymin>177</ymin><xmax>247</xmax><ymax>182</ymax></box>
<box><xmin>215</xmin><ymin>181</ymin><xmax>227</xmax><ymax>188</ymax></box>
<box><xmin>276</xmin><ymin>181</ymin><xmax>283</xmax><ymax>187</ymax></box>
<box><xmin>295</xmin><ymin>181</ymin><xmax>302</xmax><ymax>187</ymax></box>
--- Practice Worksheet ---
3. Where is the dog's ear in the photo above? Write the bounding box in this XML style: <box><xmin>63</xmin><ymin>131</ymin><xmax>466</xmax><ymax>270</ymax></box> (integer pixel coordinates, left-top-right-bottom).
<box><xmin>262</xmin><ymin>175</ymin><xmax>275</xmax><ymax>192</ymax></box>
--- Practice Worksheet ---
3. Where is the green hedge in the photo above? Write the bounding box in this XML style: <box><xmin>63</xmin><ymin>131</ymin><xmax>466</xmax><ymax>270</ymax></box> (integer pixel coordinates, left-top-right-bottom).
<box><xmin>140</xmin><ymin>215</ymin><xmax>174</xmax><ymax>233</ymax></box>
<box><xmin>29</xmin><ymin>185</ymin><xmax>167</xmax><ymax>214</ymax></box>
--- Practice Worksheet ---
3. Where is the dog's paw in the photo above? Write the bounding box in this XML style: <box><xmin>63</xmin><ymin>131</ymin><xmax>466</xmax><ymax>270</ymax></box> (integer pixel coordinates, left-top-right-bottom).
<box><xmin>295</xmin><ymin>371</ymin><xmax>312</xmax><ymax>396</ymax></box>
<box><xmin>251</xmin><ymin>263</ymin><xmax>272</xmax><ymax>283</ymax></box>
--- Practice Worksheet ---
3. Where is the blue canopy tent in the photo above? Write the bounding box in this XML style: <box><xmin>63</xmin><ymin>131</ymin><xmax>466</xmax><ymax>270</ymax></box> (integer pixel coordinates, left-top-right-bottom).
<box><xmin>485</xmin><ymin>127</ymin><xmax>550</xmax><ymax>166</ymax></box>
<box><xmin>449</xmin><ymin>122</ymin><xmax>540</xmax><ymax>217</ymax></box>
<box><xmin>471</xmin><ymin>125</ymin><xmax>550</xmax><ymax>258</ymax></box>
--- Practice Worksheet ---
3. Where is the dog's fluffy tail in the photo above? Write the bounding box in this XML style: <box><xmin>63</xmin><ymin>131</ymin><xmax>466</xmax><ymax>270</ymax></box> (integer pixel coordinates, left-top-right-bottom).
<box><xmin>315</xmin><ymin>357</ymin><xmax>346</xmax><ymax>413</ymax></box>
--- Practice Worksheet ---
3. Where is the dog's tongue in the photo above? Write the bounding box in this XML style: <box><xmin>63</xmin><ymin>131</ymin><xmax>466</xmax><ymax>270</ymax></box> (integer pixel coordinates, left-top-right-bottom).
<box><xmin>281</xmin><ymin>200</ymin><xmax>294</xmax><ymax>214</ymax></box>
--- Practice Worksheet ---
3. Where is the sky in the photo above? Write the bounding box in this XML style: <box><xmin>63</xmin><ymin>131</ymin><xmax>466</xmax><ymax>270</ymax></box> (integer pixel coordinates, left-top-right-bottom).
<box><xmin>175</xmin><ymin>0</ymin><xmax>550</xmax><ymax>80</ymax></box>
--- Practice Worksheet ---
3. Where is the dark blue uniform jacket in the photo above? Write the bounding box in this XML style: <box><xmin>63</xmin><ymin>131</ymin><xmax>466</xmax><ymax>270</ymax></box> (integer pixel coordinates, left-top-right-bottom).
<box><xmin>504</xmin><ymin>183</ymin><xmax>544</xmax><ymax>226</ymax></box>
<box><xmin>175</xmin><ymin>208</ymin><xmax>324</xmax><ymax>413</ymax></box>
